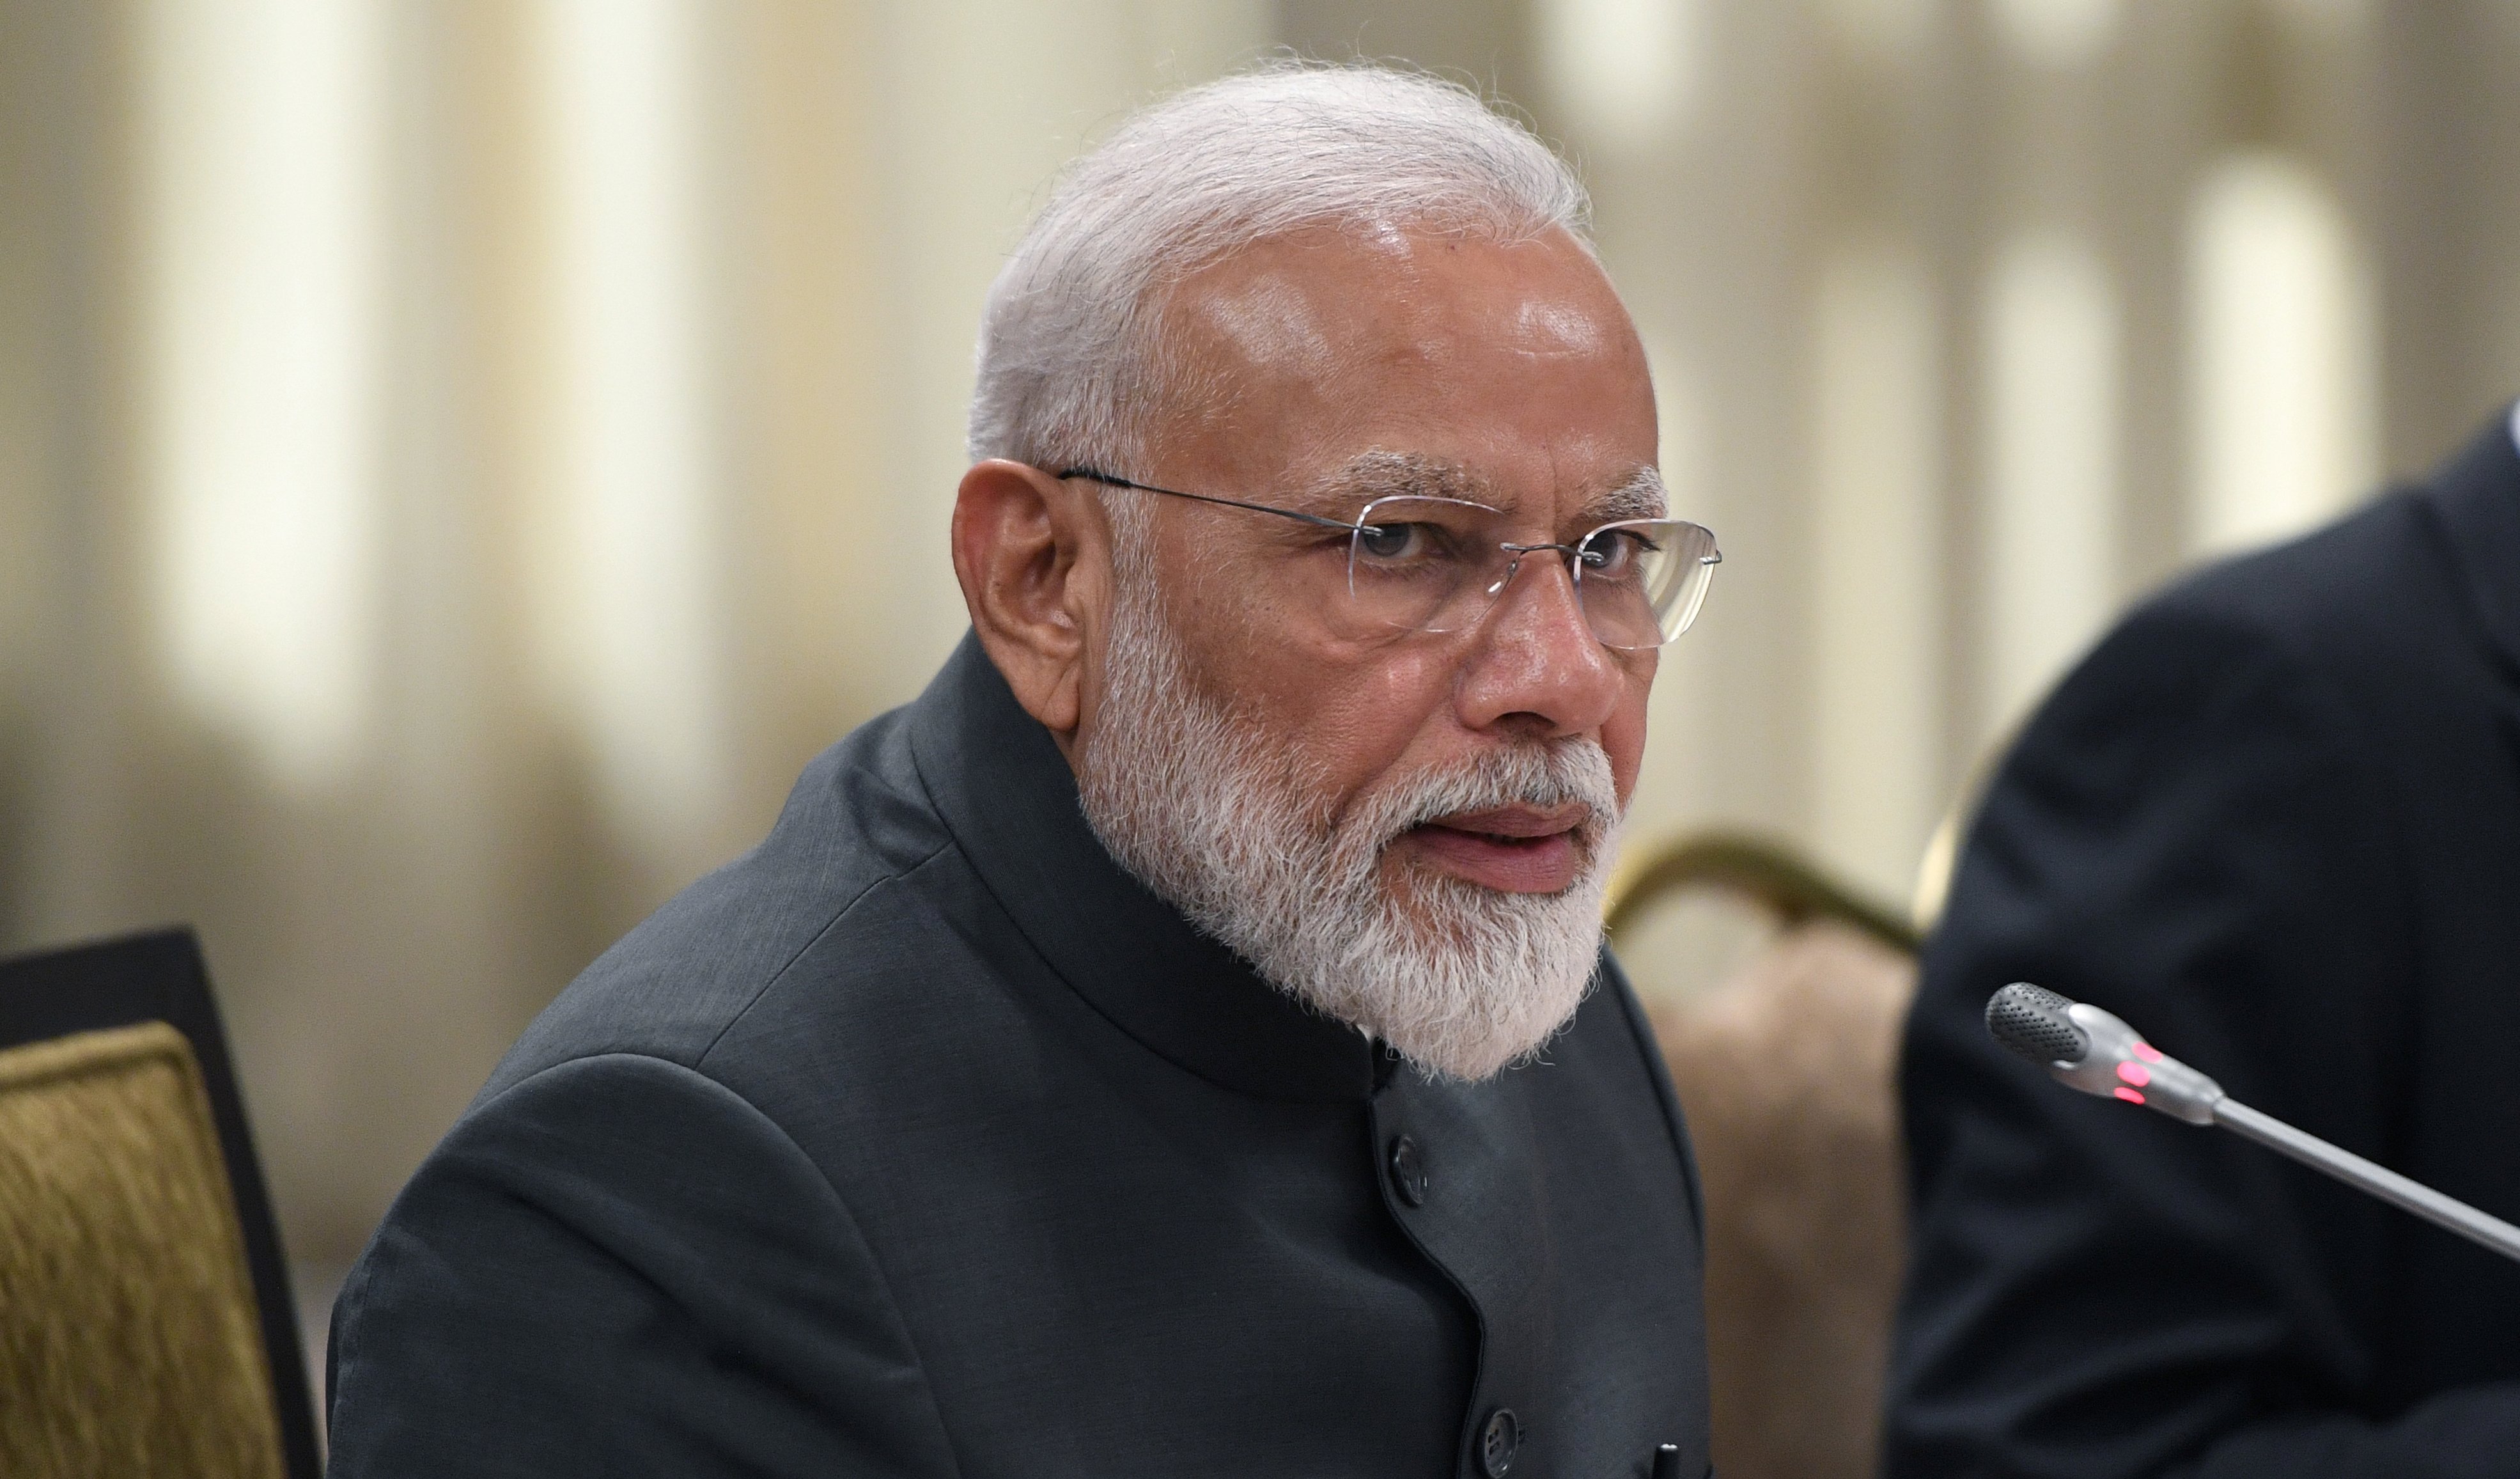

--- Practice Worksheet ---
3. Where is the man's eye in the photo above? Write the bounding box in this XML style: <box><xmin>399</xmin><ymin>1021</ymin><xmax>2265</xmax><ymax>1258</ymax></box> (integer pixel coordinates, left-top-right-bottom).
<box><xmin>1356</xmin><ymin>522</ymin><xmax>1435</xmax><ymax>561</ymax></box>
<box><xmin>1583</xmin><ymin>529</ymin><xmax>1660</xmax><ymax>574</ymax></box>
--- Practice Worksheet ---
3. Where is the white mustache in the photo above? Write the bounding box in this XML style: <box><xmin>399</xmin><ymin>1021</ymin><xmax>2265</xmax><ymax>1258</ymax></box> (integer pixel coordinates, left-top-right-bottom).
<box><xmin>1348</xmin><ymin>741</ymin><xmax>1621</xmax><ymax>857</ymax></box>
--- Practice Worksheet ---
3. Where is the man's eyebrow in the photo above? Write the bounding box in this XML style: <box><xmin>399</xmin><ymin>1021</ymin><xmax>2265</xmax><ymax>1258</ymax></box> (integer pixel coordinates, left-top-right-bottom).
<box><xmin>1582</xmin><ymin>469</ymin><xmax>1670</xmax><ymax>524</ymax></box>
<box><xmin>1286</xmin><ymin>454</ymin><xmax>1667</xmax><ymax>522</ymax></box>
<box><xmin>1293</xmin><ymin>451</ymin><xmax>1490</xmax><ymax>513</ymax></box>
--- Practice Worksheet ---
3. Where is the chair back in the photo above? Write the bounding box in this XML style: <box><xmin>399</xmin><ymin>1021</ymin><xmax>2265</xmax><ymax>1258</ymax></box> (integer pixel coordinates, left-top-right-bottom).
<box><xmin>1608</xmin><ymin>834</ymin><xmax>1918</xmax><ymax>1479</ymax></box>
<box><xmin>0</xmin><ymin>930</ymin><xmax>319</xmax><ymax>1479</ymax></box>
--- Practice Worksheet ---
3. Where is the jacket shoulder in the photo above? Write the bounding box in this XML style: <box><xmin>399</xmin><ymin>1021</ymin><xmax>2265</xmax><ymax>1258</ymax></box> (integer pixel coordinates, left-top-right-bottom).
<box><xmin>328</xmin><ymin>1052</ymin><xmax>962</xmax><ymax>1477</ymax></box>
<box><xmin>480</xmin><ymin>705</ymin><xmax>954</xmax><ymax>1100</ymax></box>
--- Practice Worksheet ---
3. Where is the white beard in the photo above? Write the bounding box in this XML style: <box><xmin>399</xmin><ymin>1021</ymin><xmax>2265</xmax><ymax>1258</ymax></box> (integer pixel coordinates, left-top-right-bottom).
<box><xmin>1073</xmin><ymin>558</ymin><xmax>1622</xmax><ymax>1083</ymax></box>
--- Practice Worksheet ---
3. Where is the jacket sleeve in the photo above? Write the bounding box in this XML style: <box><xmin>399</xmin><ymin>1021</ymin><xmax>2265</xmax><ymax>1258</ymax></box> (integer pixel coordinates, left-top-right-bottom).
<box><xmin>1884</xmin><ymin>599</ymin><xmax>2520</xmax><ymax>1478</ymax></box>
<box><xmin>325</xmin><ymin>1052</ymin><xmax>962</xmax><ymax>1477</ymax></box>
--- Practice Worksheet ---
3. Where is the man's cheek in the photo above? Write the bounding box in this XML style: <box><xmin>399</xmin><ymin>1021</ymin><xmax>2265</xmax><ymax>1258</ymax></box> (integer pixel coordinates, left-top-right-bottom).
<box><xmin>1602</xmin><ymin>698</ymin><xmax>1651</xmax><ymax>802</ymax></box>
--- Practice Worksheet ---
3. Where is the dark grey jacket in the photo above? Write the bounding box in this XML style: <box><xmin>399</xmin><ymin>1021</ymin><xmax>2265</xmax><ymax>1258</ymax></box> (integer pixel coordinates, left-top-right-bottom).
<box><xmin>1890</xmin><ymin>413</ymin><xmax>2520</xmax><ymax>1476</ymax></box>
<box><xmin>327</xmin><ymin>636</ymin><xmax>1710</xmax><ymax>1478</ymax></box>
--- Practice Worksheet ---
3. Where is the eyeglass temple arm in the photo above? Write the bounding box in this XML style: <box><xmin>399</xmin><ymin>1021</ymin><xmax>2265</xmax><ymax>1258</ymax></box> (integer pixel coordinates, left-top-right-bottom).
<box><xmin>1055</xmin><ymin>467</ymin><xmax>1367</xmax><ymax>535</ymax></box>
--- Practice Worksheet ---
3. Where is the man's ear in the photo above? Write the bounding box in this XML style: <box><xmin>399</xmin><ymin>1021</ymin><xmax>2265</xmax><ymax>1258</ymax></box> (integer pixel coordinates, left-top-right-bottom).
<box><xmin>951</xmin><ymin>460</ymin><xmax>1110</xmax><ymax>747</ymax></box>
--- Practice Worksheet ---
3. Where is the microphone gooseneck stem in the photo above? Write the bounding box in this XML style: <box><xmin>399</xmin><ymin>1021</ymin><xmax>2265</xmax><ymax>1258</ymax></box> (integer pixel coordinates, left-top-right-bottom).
<box><xmin>2213</xmin><ymin>1099</ymin><xmax>2520</xmax><ymax>1265</ymax></box>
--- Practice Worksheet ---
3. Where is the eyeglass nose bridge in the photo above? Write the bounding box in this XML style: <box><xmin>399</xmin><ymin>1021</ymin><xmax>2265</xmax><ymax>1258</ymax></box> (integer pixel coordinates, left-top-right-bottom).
<box><xmin>1481</xmin><ymin>540</ymin><xmax>1594</xmax><ymax>602</ymax></box>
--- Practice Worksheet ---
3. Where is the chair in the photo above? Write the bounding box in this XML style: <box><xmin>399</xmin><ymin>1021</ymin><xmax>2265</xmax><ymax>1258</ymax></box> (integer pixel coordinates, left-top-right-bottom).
<box><xmin>1607</xmin><ymin>832</ymin><xmax>1921</xmax><ymax>1479</ymax></box>
<box><xmin>0</xmin><ymin>928</ymin><xmax>321</xmax><ymax>1479</ymax></box>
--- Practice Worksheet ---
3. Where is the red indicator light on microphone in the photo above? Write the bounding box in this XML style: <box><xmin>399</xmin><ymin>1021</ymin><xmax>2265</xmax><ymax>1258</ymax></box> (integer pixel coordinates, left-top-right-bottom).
<box><xmin>2134</xmin><ymin>1042</ymin><xmax>2165</xmax><ymax>1064</ymax></box>
<box><xmin>2117</xmin><ymin>1061</ymin><xmax>2152</xmax><ymax>1088</ymax></box>
<box><xmin>2113</xmin><ymin>1086</ymin><xmax>2147</xmax><ymax>1105</ymax></box>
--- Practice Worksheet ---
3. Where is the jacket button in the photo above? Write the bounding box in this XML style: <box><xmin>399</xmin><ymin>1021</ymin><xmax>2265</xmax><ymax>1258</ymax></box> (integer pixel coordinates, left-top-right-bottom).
<box><xmin>1477</xmin><ymin>1407</ymin><xmax>1520</xmax><ymax>1477</ymax></box>
<box><xmin>1387</xmin><ymin>1134</ymin><xmax>1428</xmax><ymax>1207</ymax></box>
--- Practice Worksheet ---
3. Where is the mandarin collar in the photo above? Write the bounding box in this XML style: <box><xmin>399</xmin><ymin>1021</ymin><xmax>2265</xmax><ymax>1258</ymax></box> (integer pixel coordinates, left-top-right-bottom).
<box><xmin>2424</xmin><ymin>408</ymin><xmax>2520</xmax><ymax>675</ymax></box>
<box><xmin>907</xmin><ymin>633</ymin><xmax>1378</xmax><ymax>1103</ymax></box>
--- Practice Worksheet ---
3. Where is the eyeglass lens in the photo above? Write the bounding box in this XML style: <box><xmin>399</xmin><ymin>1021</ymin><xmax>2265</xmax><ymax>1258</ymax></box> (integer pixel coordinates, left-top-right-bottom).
<box><xmin>1346</xmin><ymin>497</ymin><xmax>1719</xmax><ymax>649</ymax></box>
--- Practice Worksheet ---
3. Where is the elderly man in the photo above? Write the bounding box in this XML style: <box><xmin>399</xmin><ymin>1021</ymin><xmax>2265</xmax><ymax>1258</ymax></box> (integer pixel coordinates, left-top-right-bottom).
<box><xmin>327</xmin><ymin>64</ymin><xmax>1716</xmax><ymax>1478</ymax></box>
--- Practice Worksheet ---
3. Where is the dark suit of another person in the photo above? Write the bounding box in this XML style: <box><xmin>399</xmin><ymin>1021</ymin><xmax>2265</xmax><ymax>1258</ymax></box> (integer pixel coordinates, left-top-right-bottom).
<box><xmin>325</xmin><ymin>635</ymin><xmax>1711</xmax><ymax>1478</ymax></box>
<box><xmin>1890</xmin><ymin>408</ymin><xmax>2520</xmax><ymax>1476</ymax></box>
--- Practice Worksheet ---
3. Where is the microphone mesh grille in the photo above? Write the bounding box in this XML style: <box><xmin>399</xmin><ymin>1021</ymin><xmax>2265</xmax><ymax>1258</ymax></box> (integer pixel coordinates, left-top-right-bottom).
<box><xmin>1986</xmin><ymin>983</ymin><xmax>2088</xmax><ymax>1066</ymax></box>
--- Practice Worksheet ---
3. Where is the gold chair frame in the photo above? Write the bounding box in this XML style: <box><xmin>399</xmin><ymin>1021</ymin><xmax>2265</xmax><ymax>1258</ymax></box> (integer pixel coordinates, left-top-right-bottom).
<box><xmin>1606</xmin><ymin>829</ymin><xmax>1922</xmax><ymax>955</ymax></box>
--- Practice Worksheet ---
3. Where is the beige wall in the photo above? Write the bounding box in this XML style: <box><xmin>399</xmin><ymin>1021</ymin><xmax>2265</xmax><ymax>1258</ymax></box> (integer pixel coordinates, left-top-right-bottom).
<box><xmin>4</xmin><ymin>0</ymin><xmax>2518</xmax><ymax>1265</ymax></box>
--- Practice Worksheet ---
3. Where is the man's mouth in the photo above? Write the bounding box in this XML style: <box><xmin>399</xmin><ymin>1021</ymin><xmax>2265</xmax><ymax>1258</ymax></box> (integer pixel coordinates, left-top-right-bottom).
<box><xmin>1397</xmin><ymin>802</ymin><xmax>1592</xmax><ymax>895</ymax></box>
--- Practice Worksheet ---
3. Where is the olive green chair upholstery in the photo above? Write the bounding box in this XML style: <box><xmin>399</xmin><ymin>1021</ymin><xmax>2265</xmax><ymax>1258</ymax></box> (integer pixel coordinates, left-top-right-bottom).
<box><xmin>0</xmin><ymin>930</ymin><xmax>318</xmax><ymax>1479</ymax></box>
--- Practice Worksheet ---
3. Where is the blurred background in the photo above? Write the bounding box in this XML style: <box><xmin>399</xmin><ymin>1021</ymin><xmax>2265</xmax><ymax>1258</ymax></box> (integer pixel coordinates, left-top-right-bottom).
<box><xmin>6</xmin><ymin>0</ymin><xmax>2520</xmax><ymax>1378</ymax></box>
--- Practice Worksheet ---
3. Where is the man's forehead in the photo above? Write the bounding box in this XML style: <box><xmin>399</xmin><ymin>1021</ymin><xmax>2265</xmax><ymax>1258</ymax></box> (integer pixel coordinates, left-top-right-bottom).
<box><xmin>1295</xmin><ymin>450</ymin><xmax>1668</xmax><ymax>519</ymax></box>
<box><xmin>1172</xmin><ymin>226</ymin><xmax>1627</xmax><ymax>372</ymax></box>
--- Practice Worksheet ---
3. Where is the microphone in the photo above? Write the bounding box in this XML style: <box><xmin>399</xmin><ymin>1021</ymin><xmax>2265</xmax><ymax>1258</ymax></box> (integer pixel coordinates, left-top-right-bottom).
<box><xmin>1986</xmin><ymin>982</ymin><xmax>2520</xmax><ymax>1266</ymax></box>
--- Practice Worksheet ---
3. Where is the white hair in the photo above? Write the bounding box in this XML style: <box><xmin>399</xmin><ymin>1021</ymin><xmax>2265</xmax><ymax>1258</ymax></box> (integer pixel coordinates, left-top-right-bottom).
<box><xmin>967</xmin><ymin>60</ymin><xmax>1593</xmax><ymax>472</ymax></box>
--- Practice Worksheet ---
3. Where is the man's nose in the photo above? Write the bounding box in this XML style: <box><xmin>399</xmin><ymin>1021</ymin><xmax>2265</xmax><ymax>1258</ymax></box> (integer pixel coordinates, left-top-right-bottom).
<box><xmin>1454</xmin><ymin>549</ymin><xmax>1625</xmax><ymax>737</ymax></box>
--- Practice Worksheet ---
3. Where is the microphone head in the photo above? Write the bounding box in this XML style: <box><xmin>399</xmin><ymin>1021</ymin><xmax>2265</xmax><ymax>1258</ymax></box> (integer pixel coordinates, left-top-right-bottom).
<box><xmin>1982</xmin><ymin>982</ymin><xmax>2227</xmax><ymax>1125</ymax></box>
<box><xmin>1986</xmin><ymin>982</ymin><xmax>2090</xmax><ymax>1067</ymax></box>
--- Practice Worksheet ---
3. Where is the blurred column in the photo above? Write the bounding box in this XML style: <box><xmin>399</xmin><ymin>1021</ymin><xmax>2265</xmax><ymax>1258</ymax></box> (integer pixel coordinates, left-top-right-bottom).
<box><xmin>715</xmin><ymin>1</ymin><xmax>894</xmax><ymax>803</ymax></box>
<box><xmin>1972</xmin><ymin>0</ymin><xmax>2127</xmax><ymax>749</ymax></box>
<box><xmin>2374</xmin><ymin>0</ymin><xmax>2520</xmax><ymax>469</ymax></box>
<box><xmin>2184</xmin><ymin>149</ymin><xmax>2377</xmax><ymax>556</ymax></box>
<box><xmin>1955</xmin><ymin>0</ymin><xmax>2177</xmax><ymax>756</ymax></box>
<box><xmin>139</xmin><ymin>0</ymin><xmax>387</xmax><ymax>792</ymax></box>
<box><xmin>1803</xmin><ymin>0</ymin><xmax>1951</xmax><ymax>904</ymax></box>
<box><xmin>1811</xmin><ymin>237</ymin><xmax>1943</xmax><ymax>903</ymax></box>
<box><xmin>1977</xmin><ymin>227</ymin><xmax>2118</xmax><ymax>737</ymax></box>
<box><xmin>526</xmin><ymin>0</ymin><xmax>740</xmax><ymax>877</ymax></box>
<box><xmin>2175</xmin><ymin>1</ymin><xmax>2379</xmax><ymax>558</ymax></box>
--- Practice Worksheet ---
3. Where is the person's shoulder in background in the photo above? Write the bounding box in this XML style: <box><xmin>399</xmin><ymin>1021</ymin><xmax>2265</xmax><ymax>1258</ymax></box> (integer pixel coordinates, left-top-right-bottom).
<box><xmin>2119</xmin><ymin>409</ymin><xmax>2519</xmax><ymax>729</ymax></box>
<box><xmin>2090</xmin><ymin>482</ymin><xmax>2443</xmax><ymax>731</ymax></box>
<box><xmin>1886</xmin><ymin>416</ymin><xmax>2520</xmax><ymax>1479</ymax></box>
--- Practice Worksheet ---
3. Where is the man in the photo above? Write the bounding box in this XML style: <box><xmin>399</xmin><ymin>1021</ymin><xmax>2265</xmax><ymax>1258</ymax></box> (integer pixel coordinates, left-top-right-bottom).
<box><xmin>1888</xmin><ymin>403</ymin><xmax>2520</xmax><ymax>1476</ymax></box>
<box><xmin>327</xmin><ymin>65</ymin><xmax>1718</xmax><ymax>1478</ymax></box>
